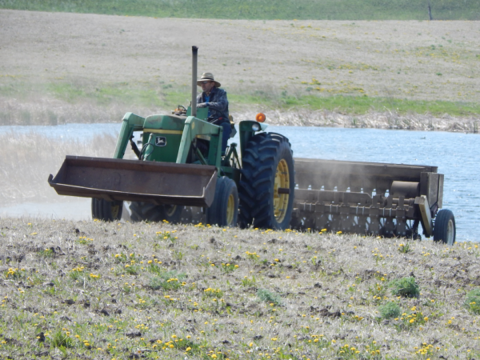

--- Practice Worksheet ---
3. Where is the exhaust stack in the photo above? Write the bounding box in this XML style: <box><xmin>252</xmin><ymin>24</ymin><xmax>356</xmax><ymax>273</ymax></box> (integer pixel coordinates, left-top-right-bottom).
<box><xmin>191</xmin><ymin>46</ymin><xmax>198</xmax><ymax>117</ymax></box>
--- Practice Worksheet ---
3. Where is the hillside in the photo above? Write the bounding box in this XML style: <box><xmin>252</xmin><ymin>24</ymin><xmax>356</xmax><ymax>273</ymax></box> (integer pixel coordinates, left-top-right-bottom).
<box><xmin>1</xmin><ymin>10</ymin><xmax>479</xmax><ymax>129</ymax></box>
<box><xmin>1</xmin><ymin>0</ymin><xmax>479</xmax><ymax>20</ymax></box>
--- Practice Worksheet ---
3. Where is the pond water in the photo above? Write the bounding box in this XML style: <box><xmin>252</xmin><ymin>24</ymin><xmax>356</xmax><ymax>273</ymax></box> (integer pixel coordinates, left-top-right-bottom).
<box><xmin>0</xmin><ymin>123</ymin><xmax>478</xmax><ymax>242</ymax></box>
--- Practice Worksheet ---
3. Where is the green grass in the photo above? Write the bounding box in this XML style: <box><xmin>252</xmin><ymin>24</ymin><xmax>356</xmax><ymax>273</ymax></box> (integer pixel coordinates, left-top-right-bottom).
<box><xmin>271</xmin><ymin>94</ymin><xmax>480</xmax><ymax>117</ymax></box>
<box><xmin>464</xmin><ymin>289</ymin><xmax>480</xmax><ymax>315</ymax></box>
<box><xmin>3</xmin><ymin>77</ymin><xmax>480</xmax><ymax>123</ymax></box>
<box><xmin>48</xmin><ymin>82</ymin><xmax>164</xmax><ymax>108</ymax></box>
<box><xmin>144</xmin><ymin>86</ymin><xmax>480</xmax><ymax>117</ymax></box>
<box><xmin>230</xmin><ymin>91</ymin><xmax>480</xmax><ymax>117</ymax></box>
<box><xmin>256</xmin><ymin>288</ymin><xmax>282</xmax><ymax>306</ymax></box>
<box><xmin>378</xmin><ymin>302</ymin><xmax>402</xmax><ymax>320</ymax></box>
<box><xmin>1</xmin><ymin>0</ymin><xmax>479</xmax><ymax>20</ymax></box>
<box><xmin>388</xmin><ymin>277</ymin><xmax>420</xmax><ymax>298</ymax></box>
<box><xmin>38</xmin><ymin>80</ymin><xmax>480</xmax><ymax>117</ymax></box>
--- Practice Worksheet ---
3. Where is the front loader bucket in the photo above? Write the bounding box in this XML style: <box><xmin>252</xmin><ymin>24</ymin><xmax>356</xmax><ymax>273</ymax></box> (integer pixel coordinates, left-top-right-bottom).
<box><xmin>48</xmin><ymin>156</ymin><xmax>217</xmax><ymax>207</ymax></box>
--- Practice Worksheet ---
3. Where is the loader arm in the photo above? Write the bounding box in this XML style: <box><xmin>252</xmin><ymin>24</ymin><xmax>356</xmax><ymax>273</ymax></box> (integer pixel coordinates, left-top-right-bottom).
<box><xmin>177</xmin><ymin>116</ymin><xmax>223</xmax><ymax>169</ymax></box>
<box><xmin>113</xmin><ymin>112</ymin><xmax>146</xmax><ymax>159</ymax></box>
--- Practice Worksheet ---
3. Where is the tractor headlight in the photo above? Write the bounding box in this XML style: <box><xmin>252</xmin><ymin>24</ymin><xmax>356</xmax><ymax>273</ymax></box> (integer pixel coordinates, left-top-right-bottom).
<box><xmin>252</xmin><ymin>123</ymin><xmax>261</xmax><ymax>132</ymax></box>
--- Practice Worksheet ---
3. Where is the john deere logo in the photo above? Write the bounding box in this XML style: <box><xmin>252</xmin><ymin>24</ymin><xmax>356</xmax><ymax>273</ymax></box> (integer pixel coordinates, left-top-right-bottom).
<box><xmin>155</xmin><ymin>136</ymin><xmax>167</xmax><ymax>147</ymax></box>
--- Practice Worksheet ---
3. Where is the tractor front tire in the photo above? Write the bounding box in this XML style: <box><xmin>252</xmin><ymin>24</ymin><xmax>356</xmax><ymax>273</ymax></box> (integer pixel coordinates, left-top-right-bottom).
<box><xmin>239</xmin><ymin>132</ymin><xmax>295</xmax><ymax>230</ymax></box>
<box><xmin>129</xmin><ymin>202</ymin><xmax>183</xmax><ymax>223</ymax></box>
<box><xmin>433</xmin><ymin>209</ymin><xmax>456</xmax><ymax>245</ymax></box>
<box><xmin>91</xmin><ymin>198</ymin><xmax>123</xmax><ymax>221</ymax></box>
<box><xmin>206</xmin><ymin>176</ymin><xmax>238</xmax><ymax>227</ymax></box>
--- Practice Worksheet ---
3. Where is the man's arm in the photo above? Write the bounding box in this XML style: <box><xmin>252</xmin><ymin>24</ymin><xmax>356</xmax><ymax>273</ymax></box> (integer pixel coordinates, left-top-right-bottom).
<box><xmin>196</xmin><ymin>93</ymin><xmax>207</xmax><ymax>108</ymax></box>
<box><xmin>204</xmin><ymin>89</ymin><xmax>228</xmax><ymax>111</ymax></box>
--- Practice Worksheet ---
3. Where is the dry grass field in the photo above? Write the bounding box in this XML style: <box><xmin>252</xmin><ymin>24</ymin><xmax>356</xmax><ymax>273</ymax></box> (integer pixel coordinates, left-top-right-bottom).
<box><xmin>0</xmin><ymin>10</ymin><xmax>479</xmax><ymax>128</ymax></box>
<box><xmin>0</xmin><ymin>218</ymin><xmax>479</xmax><ymax>359</ymax></box>
<box><xmin>1</xmin><ymin>11</ymin><xmax>479</xmax><ymax>359</ymax></box>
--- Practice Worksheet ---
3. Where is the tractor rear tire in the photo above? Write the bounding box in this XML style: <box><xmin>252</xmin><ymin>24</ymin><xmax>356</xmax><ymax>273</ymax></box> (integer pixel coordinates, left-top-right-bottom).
<box><xmin>129</xmin><ymin>202</ymin><xmax>183</xmax><ymax>223</ymax></box>
<box><xmin>238</xmin><ymin>132</ymin><xmax>295</xmax><ymax>230</ymax></box>
<box><xmin>206</xmin><ymin>176</ymin><xmax>238</xmax><ymax>227</ymax></box>
<box><xmin>91</xmin><ymin>198</ymin><xmax>123</xmax><ymax>221</ymax></box>
<box><xmin>433</xmin><ymin>209</ymin><xmax>456</xmax><ymax>245</ymax></box>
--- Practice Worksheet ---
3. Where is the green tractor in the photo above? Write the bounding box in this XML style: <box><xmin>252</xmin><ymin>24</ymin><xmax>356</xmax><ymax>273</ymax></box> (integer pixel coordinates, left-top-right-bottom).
<box><xmin>49</xmin><ymin>46</ymin><xmax>295</xmax><ymax>230</ymax></box>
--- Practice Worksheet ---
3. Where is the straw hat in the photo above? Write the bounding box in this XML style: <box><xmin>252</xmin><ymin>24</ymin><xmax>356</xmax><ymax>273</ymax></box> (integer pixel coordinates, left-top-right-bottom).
<box><xmin>197</xmin><ymin>72</ymin><xmax>221</xmax><ymax>87</ymax></box>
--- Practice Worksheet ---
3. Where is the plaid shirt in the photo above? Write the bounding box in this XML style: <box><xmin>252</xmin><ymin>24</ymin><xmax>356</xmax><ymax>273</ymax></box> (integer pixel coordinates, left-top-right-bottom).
<box><xmin>196</xmin><ymin>87</ymin><xmax>229</xmax><ymax>124</ymax></box>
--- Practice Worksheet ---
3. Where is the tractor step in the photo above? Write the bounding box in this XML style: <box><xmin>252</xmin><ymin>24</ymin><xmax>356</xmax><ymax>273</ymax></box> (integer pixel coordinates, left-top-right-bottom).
<box><xmin>48</xmin><ymin>156</ymin><xmax>217</xmax><ymax>207</ymax></box>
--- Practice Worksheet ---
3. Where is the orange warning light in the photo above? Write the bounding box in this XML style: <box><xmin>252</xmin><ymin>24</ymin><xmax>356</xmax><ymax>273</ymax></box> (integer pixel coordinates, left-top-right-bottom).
<box><xmin>256</xmin><ymin>113</ymin><xmax>266</xmax><ymax>122</ymax></box>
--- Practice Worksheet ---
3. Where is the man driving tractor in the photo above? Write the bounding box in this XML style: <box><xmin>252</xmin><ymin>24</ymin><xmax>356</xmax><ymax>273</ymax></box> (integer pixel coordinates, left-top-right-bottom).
<box><xmin>196</xmin><ymin>72</ymin><xmax>231</xmax><ymax>155</ymax></box>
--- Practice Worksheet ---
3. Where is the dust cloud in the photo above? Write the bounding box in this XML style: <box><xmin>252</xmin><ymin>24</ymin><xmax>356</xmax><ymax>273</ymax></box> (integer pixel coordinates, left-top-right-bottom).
<box><xmin>0</xmin><ymin>132</ymin><xmax>117</xmax><ymax>210</ymax></box>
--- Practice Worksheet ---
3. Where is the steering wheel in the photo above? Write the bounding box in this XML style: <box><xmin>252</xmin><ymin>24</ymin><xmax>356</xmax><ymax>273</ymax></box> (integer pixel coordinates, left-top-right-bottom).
<box><xmin>173</xmin><ymin>105</ymin><xmax>187</xmax><ymax>116</ymax></box>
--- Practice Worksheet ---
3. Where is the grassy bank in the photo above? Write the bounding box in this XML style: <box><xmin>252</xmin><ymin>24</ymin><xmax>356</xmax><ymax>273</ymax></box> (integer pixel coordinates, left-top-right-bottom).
<box><xmin>188</xmin><ymin>91</ymin><xmax>480</xmax><ymax>118</ymax></box>
<box><xmin>1</xmin><ymin>0</ymin><xmax>479</xmax><ymax>20</ymax></box>
<box><xmin>9</xmin><ymin>78</ymin><xmax>480</xmax><ymax>118</ymax></box>
<box><xmin>0</xmin><ymin>218</ymin><xmax>479</xmax><ymax>359</ymax></box>
<box><xmin>2</xmin><ymin>77</ymin><xmax>480</xmax><ymax>126</ymax></box>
